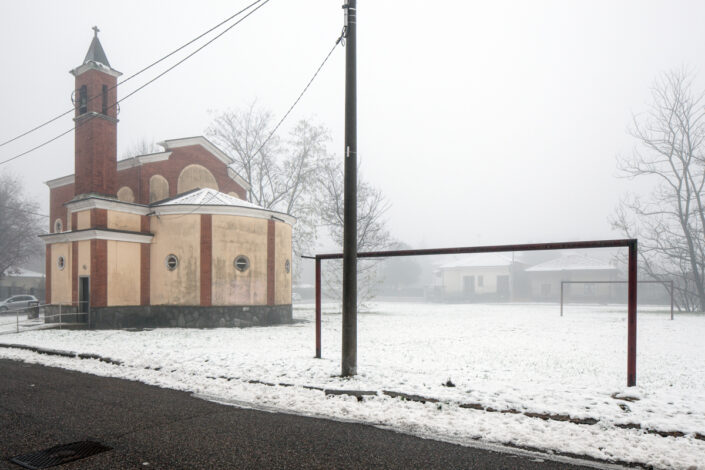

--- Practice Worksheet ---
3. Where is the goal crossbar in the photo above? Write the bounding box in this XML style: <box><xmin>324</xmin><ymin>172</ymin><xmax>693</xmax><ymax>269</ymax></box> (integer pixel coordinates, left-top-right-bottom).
<box><xmin>306</xmin><ymin>238</ymin><xmax>639</xmax><ymax>387</ymax></box>
<box><xmin>560</xmin><ymin>280</ymin><xmax>673</xmax><ymax>319</ymax></box>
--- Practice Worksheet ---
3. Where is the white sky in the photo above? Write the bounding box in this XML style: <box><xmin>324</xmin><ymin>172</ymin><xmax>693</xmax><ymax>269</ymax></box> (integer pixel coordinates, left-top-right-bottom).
<box><xmin>2</xmin><ymin>0</ymin><xmax>705</xmax><ymax>250</ymax></box>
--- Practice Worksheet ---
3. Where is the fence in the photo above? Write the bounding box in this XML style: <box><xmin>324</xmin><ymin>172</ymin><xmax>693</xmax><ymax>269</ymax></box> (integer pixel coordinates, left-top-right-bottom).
<box><xmin>0</xmin><ymin>301</ymin><xmax>89</xmax><ymax>334</ymax></box>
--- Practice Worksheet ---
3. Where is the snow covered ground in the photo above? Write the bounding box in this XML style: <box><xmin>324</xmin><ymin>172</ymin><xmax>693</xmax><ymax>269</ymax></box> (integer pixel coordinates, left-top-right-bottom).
<box><xmin>1</xmin><ymin>302</ymin><xmax>703</xmax><ymax>469</ymax></box>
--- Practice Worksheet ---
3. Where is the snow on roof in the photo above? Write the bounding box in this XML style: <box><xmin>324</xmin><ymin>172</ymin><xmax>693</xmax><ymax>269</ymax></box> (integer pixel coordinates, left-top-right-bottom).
<box><xmin>525</xmin><ymin>253</ymin><xmax>616</xmax><ymax>272</ymax></box>
<box><xmin>2</xmin><ymin>267</ymin><xmax>44</xmax><ymax>278</ymax></box>
<box><xmin>439</xmin><ymin>253</ymin><xmax>522</xmax><ymax>269</ymax></box>
<box><xmin>154</xmin><ymin>188</ymin><xmax>262</xmax><ymax>209</ymax></box>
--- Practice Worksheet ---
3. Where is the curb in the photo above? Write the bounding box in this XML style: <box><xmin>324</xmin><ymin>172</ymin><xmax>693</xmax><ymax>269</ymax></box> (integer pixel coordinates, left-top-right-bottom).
<box><xmin>1</xmin><ymin>342</ymin><xmax>702</xmax><ymax>443</ymax></box>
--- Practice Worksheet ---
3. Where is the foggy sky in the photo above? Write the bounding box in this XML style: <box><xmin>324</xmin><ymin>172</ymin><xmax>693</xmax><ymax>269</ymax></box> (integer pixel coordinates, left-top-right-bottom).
<box><xmin>2</xmin><ymin>0</ymin><xmax>705</xmax><ymax>252</ymax></box>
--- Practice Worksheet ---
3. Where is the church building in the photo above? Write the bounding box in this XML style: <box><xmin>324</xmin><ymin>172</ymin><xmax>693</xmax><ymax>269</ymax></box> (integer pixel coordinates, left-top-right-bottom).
<box><xmin>40</xmin><ymin>29</ymin><xmax>294</xmax><ymax>328</ymax></box>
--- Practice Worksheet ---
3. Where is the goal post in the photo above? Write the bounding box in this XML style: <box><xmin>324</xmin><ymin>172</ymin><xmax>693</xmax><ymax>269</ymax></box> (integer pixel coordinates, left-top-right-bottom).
<box><xmin>560</xmin><ymin>280</ymin><xmax>674</xmax><ymax>320</ymax></box>
<box><xmin>306</xmin><ymin>238</ymin><xmax>639</xmax><ymax>387</ymax></box>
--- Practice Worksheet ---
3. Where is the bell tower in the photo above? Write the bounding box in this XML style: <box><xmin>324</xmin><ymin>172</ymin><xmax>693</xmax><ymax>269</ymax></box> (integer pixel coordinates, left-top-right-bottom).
<box><xmin>70</xmin><ymin>26</ymin><xmax>122</xmax><ymax>198</ymax></box>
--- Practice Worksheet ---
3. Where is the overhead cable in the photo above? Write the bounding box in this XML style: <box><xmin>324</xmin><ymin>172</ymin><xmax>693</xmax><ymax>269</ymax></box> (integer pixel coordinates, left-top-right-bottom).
<box><xmin>0</xmin><ymin>0</ymin><xmax>265</xmax><ymax>151</ymax></box>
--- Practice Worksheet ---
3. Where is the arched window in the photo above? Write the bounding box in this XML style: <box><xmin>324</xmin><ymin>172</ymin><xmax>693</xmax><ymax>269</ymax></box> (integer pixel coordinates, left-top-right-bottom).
<box><xmin>117</xmin><ymin>186</ymin><xmax>135</xmax><ymax>203</ymax></box>
<box><xmin>54</xmin><ymin>218</ymin><xmax>63</xmax><ymax>233</ymax></box>
<box><xmin>149</xmin><ymin>175</ymin><xmax>169</xmax><ymax>203</ymax></box>
<box><xmin>177</xmin><ymin>164</ymin><xmax>218</xmax><ymax>194</ymax></box>
<box><xmin>79</xmin><ymin>85</ymin><xmax>87</xmax><ymax>114</ymax></box>
<box><xmin>102</xmin><ymin>85</ymin><xmax>108</xmax><ymax>115</ymax></box>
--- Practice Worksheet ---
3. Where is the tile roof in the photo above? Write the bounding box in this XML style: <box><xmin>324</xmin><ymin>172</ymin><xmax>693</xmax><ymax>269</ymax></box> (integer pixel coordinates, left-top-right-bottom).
<box><xmin>525</xmin><ymin>253</ymin><xmax>616</xmax><ymax>272</ymax></box>
<box><xmin>439</xmin><ymin>253</ymin><xmax>523</xmax><ymax>269</ymax></box>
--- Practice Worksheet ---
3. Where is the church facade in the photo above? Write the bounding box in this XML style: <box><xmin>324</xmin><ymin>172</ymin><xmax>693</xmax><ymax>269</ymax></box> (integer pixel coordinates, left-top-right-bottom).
<box><xmin>40</xmin><ymin>30</ymin><xmax>294</xmax><ymax>328</ymax></box>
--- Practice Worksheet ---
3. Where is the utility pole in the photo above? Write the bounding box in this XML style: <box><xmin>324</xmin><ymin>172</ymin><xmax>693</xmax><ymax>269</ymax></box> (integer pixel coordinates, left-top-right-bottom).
<box><xmin>341</xmin><ymin>0</ymin><xmax>357</xmax><ymax>376</ymax></box>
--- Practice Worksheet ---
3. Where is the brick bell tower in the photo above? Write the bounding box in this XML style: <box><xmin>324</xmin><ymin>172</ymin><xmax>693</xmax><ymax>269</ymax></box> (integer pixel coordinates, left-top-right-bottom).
<box><xmin>70</xmin><ymin>26</ymin><xmax>122</xmax><ymax>198</ymax></box>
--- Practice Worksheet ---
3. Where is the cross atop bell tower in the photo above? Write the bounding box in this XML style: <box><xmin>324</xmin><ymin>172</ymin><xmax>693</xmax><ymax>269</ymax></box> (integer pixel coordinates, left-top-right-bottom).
<box><xmin>70</xmin><ymin>27</ymin><xmax>122</xmax><ymax>198</ymax></box>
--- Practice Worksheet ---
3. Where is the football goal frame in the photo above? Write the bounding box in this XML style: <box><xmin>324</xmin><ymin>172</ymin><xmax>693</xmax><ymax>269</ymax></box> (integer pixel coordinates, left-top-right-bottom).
<box><xmin>306</xmin><ymin>238</ymin><xmax>640</xmax><ymax>387</ymax></box>
<box><xmin>560</xmin><ymin>280</ymin><xmax>674</xmax><ymax>320</ymax></box>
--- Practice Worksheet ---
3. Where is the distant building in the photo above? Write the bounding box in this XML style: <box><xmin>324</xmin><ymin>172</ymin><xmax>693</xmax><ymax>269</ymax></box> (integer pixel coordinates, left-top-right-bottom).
<box><xmin>438</xmin><ymin>253</ymin><xmax>527</xmax><ymax>302</ymax></box>
<box><xmin>524</xmin><ymin>253</ymin><xmax>619</xmax><ymax>302</ymax></box>
<box><xmin>39</xmin><ymin>29</ymin><xmax>294</xmax><ymax>328</ymax></box>
<box><xmin>0</xmin><ymin>268</ymin><xmax>45</xmax><ymax>301</ymax></box>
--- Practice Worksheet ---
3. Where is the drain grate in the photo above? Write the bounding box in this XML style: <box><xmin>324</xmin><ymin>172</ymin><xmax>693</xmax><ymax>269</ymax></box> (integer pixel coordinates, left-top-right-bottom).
<box><xmin>9</xmin><ymin>441</ymin><xmax>112</xmax><ymax>469</ymax></box>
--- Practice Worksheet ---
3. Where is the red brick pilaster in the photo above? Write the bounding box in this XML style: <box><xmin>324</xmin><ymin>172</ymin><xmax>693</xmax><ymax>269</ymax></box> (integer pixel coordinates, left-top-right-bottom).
<box><xmin>140</xmin><ymin>244</ymin><xmax>150</xmax><ymax>306</ymax></box>
<box><xmin>140</xmin><ymin>215</ymin><xmax>150</xmax><ymax>233</ymax></box>
<box><xmin>72</xmin><ymin>241</ymin><xmax>79</xmax><ymax>304</ymax></box>
<box><xmin>90</xmin><ymin>239</ymin><xmax>108</xmax><ymax>307</ymax></box>
<box><xmin>200</xmin><ymin>214</ymin><xmax>212</xmax><ymax>306</ymax></box>
<box><xmin>45</xmin><ymin>245</ymin><xmax>52</xmax><ymax>304</ymax></box>
<box><xmin>71</xmin><ymin>212</ymin><xmax>77</xmax><ymax>231</ymax></box>
<box><xmin>267</xmin><ymin>220</ymin><xmax>275</xmax><ymax>306</ymax></box>
<box><xmin>91</xmin><ymin>209</ymin><xmax>107</xmax><ymax>229</ymax></box>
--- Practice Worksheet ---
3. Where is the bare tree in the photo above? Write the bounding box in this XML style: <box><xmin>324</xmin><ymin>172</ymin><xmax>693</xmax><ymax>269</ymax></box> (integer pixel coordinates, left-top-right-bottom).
<box><xmin>121</xmin><ymin>139</ymin><xmax>160</xmax><ymax>158</ymax></box>
<box><xmin>612</xmin><ymin>69</ymin><xmax>705</xmax><ymax>312</ymax></box>
<box><xmin>206</xmin><ymin>103</ymin><xmax>331</xmax><ymax>278</ymax></box>
<box><xmin>0</xmin><ymin>172</ymin><xmax>43</xmax><ymax>279</ymax></box>
<box><xmin>317</xmin><ymin>158</ymin><xmax>392</xmax><ymax>303</ymax></box>
<box><xmin>207</xmin><ymin>102</ymin><xmax>393</xmax><ymax>296</ymax></box>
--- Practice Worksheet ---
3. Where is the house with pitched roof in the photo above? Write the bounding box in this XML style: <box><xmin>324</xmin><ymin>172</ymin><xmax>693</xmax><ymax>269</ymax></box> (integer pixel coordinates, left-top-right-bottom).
<box><xmin>39</xmin><ymin>29</ymin><xmax>294</xmax><ymax>328</ymax></box>
<box><xmin>524</xmin><ymin>253</ymin><xmax>620</xmax><ymax>302</ymax></box>
<box><xmin>437</xmin><ymin>253</ymin><xmax>527</xmax><ymax>301</ymax></box>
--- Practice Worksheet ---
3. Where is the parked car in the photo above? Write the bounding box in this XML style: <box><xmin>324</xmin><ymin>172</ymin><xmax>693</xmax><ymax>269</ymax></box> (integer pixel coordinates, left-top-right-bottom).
<box><xmin>0</xmin><ymin>295</ymin><xmax>39</xmax><ymax>312</ymax></box>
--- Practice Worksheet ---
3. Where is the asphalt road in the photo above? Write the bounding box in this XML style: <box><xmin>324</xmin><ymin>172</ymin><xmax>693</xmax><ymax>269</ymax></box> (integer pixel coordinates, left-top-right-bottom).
<box><xmin>0</xmin><ymin>359</ymin><xmax>609</xmax><ymax>469</ymax></box>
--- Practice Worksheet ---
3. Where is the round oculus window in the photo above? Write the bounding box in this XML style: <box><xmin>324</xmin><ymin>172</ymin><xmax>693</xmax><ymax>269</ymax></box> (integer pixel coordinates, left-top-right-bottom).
<box><xmin>234</xmin><ymin>255</ymin><xmax>250</xmax><ymax>272</ymax></box>
<box><xmin>285</xmin><ymin>259</ymin><xmax>291</xmax><ymax>274</ymax></box>
<box><xmin>165</xmin><ymin>254</ymin><xmax>179</xmax><ymax>271</ymax></box>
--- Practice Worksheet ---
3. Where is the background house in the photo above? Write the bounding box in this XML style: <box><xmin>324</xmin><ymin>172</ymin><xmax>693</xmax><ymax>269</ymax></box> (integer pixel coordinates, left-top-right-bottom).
<box><xmin>525</xmin><ymin>253</ymin><xmax>620</xmax><ymax>302</ymax></box>
<box><xmin>438</xmin><ymin>253</ymin><xmax>527</xmax><ymax>302</ymax></box>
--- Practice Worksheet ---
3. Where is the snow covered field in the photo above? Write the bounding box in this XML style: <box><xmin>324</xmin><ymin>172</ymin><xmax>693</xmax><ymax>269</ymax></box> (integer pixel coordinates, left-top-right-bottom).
<box><xmin>1</xmin><ymin>302</ymin><xmax>704</xmax><ymax>469</ymax></box>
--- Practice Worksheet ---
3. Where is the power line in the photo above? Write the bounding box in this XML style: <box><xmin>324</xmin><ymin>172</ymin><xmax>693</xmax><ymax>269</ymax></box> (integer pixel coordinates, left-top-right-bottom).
<box><xmin>156</xmin><ymin>32</ymin><xmax>345</xmax><ymax>216</ymax></box>
<box><xmin>0</xmin><ymin>0</ymin><xmax>265</xmax><ymax>151</ymax></box>
<box><xmin>0</xmin><ymin>0</ymin><xmax>271</xmax><ymax>167</ymax></box>
<box><xmin>252</xmin><ymin>29</ymin><xmax>346</xmax><ymax>159</ymax></box>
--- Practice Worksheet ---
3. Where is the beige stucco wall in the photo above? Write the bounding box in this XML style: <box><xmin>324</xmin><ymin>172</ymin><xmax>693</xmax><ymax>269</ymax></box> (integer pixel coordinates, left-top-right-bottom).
<box><xmin>274</xmin><ymin>222</ymin><xmax>292</xmax><ymax>305</ymax></box>
<box><xmin>50</xmin><ymin>243</ymin><xmax>72</xmax><ymax>304</ymax></box>
<box><xmin>107</xmin><ymin>210</ymin><xmax>141</xmax><ymax>232</ymax></box>
<box><xmin>211</xmin><ymin>215</ymin><xmax>267</xmax><ymax>306</ymax></box>
<box><xmin>77</xmin><ymin>240</ymin><xmax>91</xmax><ymax>277</ymax></box>
<box><xmin>107</xmin><ymin>241</ymin><xmax>141</xmax><ymax>306</ymax></box>
<box><xmin>76</xmin><ymin>210</ymin><xmax>91</xmax><ymax>230</ymax></box>
<box><xmin>150</xmin><ymin>214</ymin><xmax>200</xmax><ymax>305</ymax></box>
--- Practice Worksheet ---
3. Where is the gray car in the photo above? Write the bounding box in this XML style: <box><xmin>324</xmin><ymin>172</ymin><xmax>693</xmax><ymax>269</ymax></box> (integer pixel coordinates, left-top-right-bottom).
<box><xmin>0</xmin><ymin>295</ymin><xmax>39</xmax><ymax>312</ymax></box>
